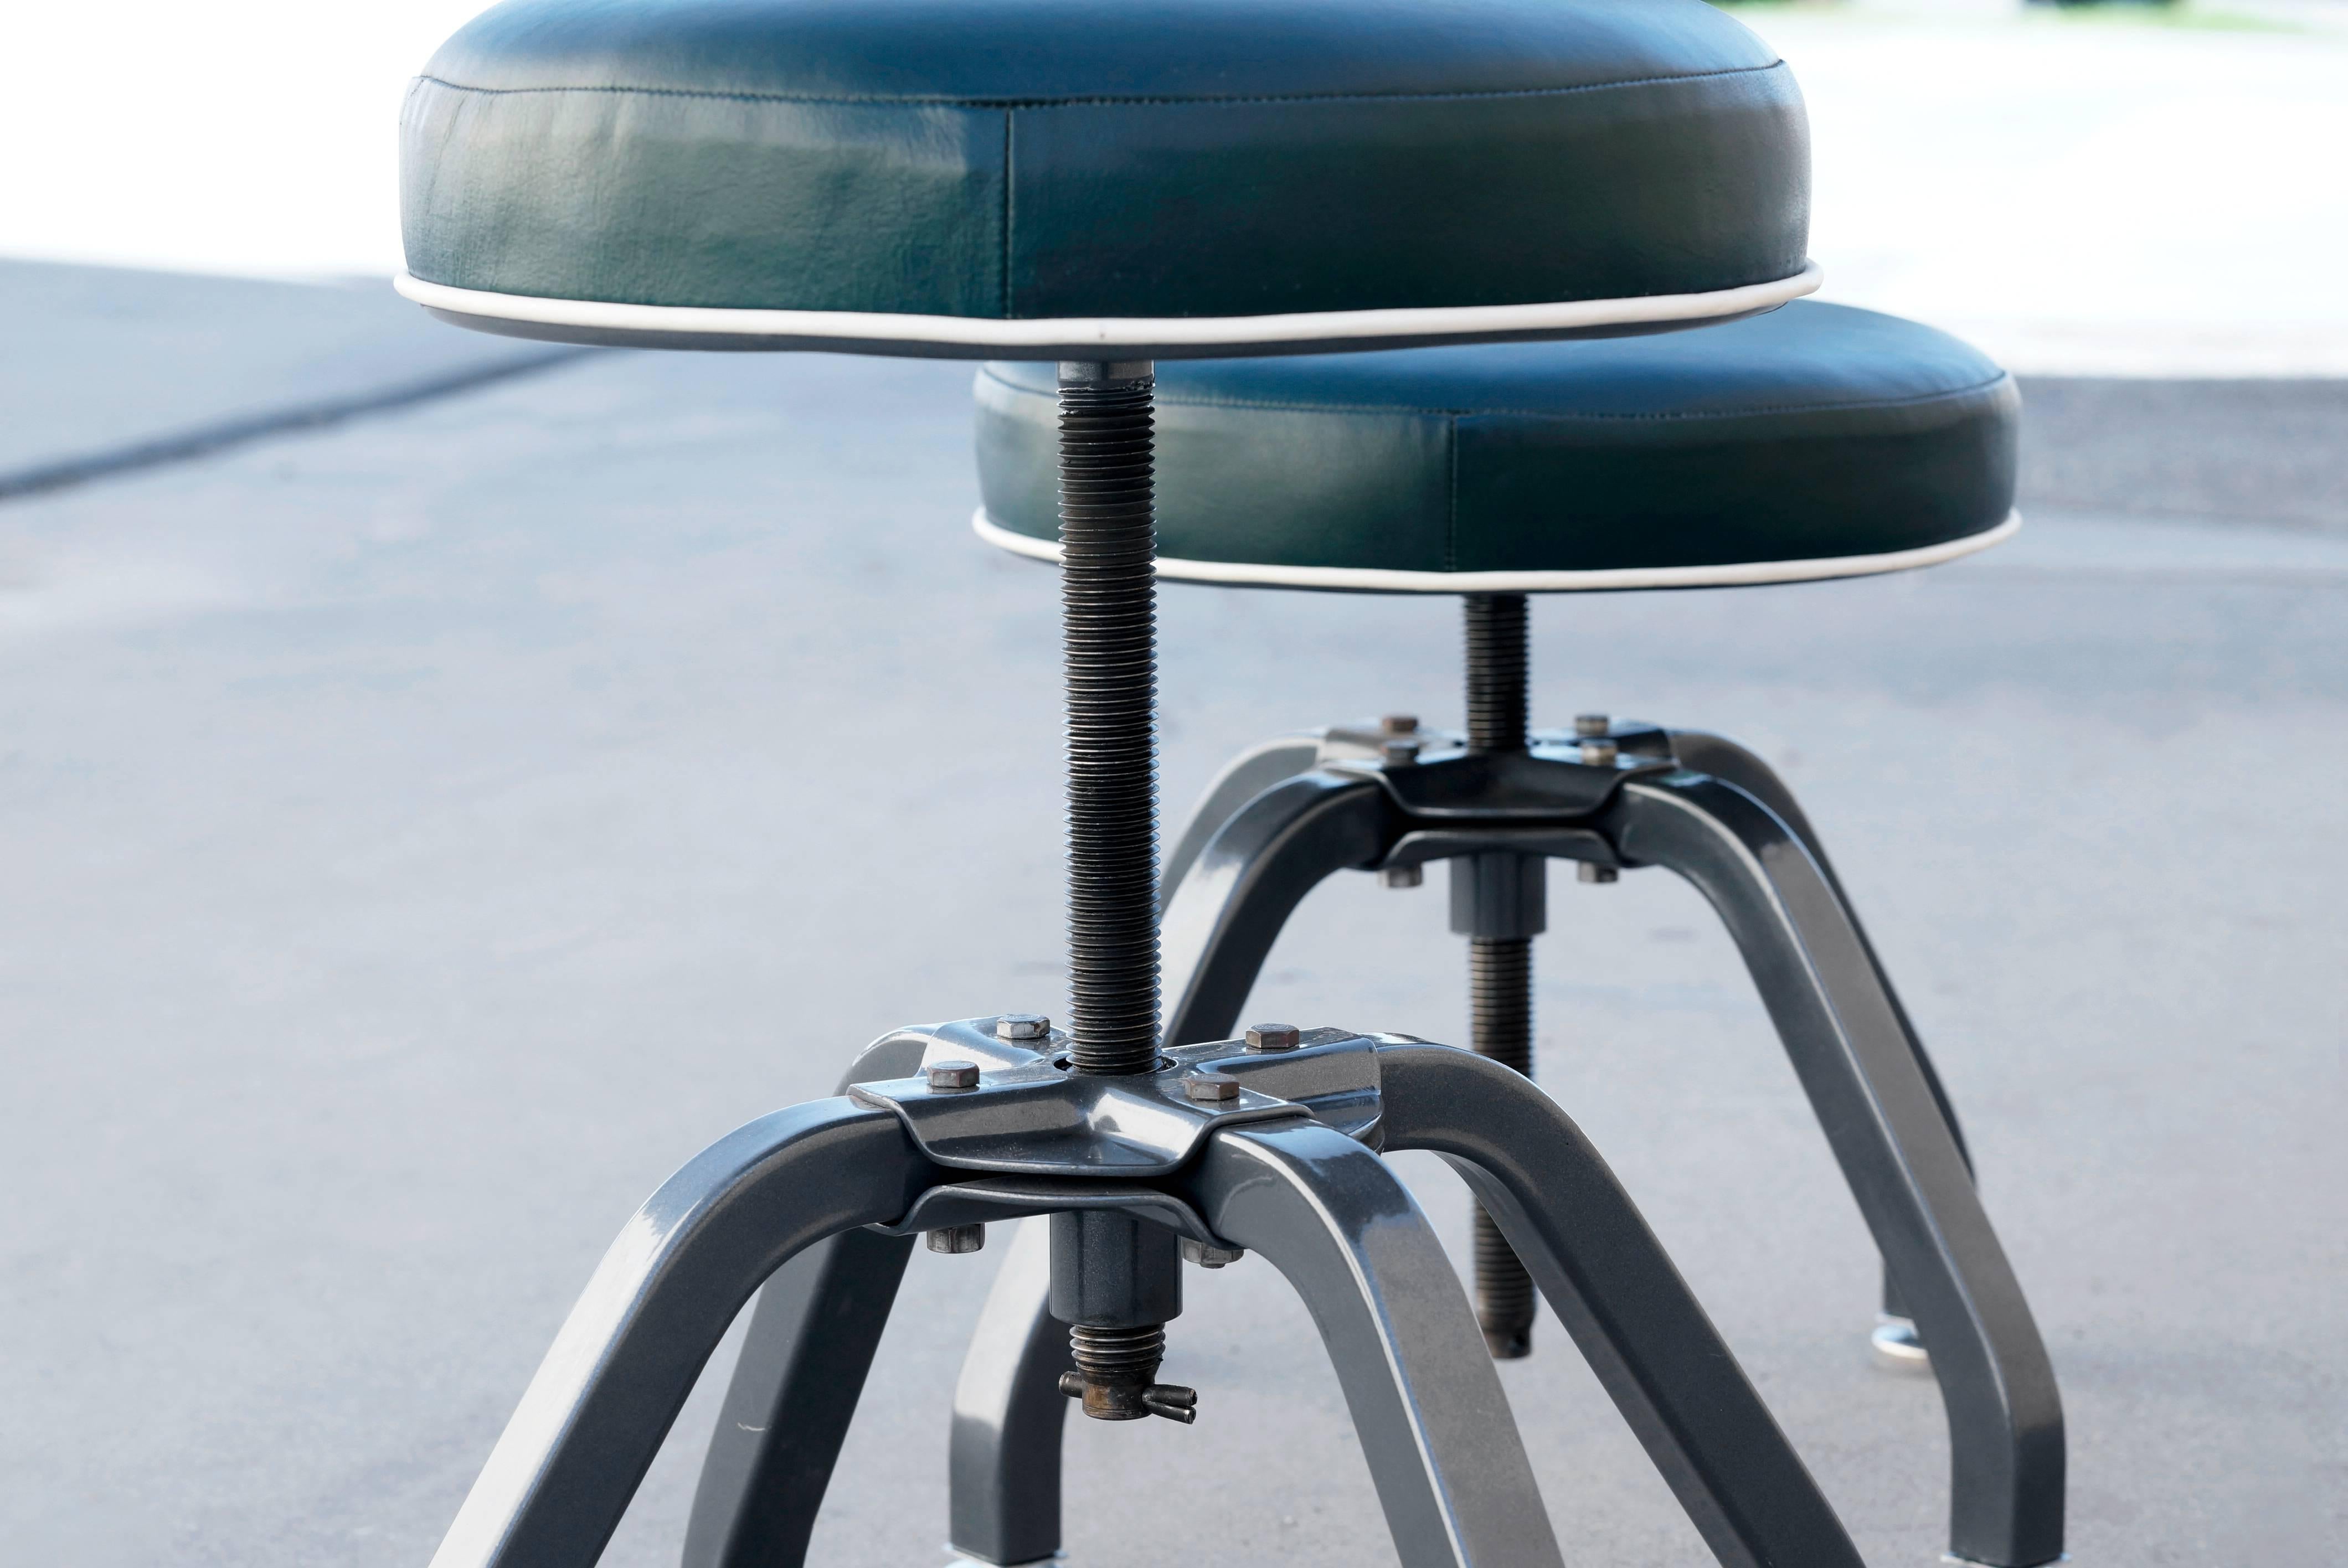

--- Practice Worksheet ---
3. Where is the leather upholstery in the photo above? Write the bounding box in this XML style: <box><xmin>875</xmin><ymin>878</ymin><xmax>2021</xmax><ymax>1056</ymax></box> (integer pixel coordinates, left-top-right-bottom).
<box><xmin>402</xmin><ymin>0</ymin><xmax>1808</xmax><ymax>322</ymax></box>
<box><xmin>974</xmin><ymin>302</ymin><xmax>2019</xmax><ymax>587</ymax></box>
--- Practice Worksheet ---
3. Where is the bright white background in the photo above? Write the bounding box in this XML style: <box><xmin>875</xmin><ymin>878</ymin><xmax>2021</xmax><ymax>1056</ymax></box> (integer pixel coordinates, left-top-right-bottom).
<box><xmin>2</xmin><ymin>0</ymin><xmax>2344</xmax><ymax>373</ymax></box>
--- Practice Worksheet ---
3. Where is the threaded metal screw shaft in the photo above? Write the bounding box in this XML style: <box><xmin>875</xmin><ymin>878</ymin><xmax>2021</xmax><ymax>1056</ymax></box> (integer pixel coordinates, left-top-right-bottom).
<box><xmin>1057</xmin><ymin>362</ymin><xmax>1161</xmax><ymax>1077</ymax></box>
<box><xmin>1469</xmin><ymin>935</ymin><xmax>1538</xmax><ymax>1358</ymax></box>
<box><xmin>1462</xmin><ymin>592</ymin><xmax>1539</xmax><ymax>1358</ymax></box>
<box><xmin>1463</xmin><ymin>592</ymin><xmax>1529</xmax><ymax>754</ymax></box>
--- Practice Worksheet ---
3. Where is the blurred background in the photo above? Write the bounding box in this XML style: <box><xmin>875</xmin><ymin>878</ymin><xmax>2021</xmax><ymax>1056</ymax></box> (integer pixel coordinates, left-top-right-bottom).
<box><xmin>2</xmin><ymin>3</ymin><xmax>2342</xmax><ymax>1567</ymax></box>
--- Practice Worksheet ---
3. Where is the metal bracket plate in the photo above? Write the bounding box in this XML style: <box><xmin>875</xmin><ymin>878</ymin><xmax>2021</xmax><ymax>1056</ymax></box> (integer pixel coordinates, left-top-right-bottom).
<box><xmin>1321</xmin><ymin>724</ymin><xmax>1676</xmax><ymax>826</ymax></box>
<box><xmin>849</xmin><ymin>1020</ymin><xmax>1386</xmax><ymax>1177</ymax></box>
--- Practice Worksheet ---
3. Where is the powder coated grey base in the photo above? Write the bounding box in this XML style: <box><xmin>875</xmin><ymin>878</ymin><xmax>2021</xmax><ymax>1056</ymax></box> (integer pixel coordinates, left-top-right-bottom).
<box><xmin>701</xmin><ymin>720</ymin><xmax>2063</xmax><ymax>1568</ymax></box>
<box><xmin>432</xmin><ymin>1023</ymin><xmax>1861</xmax><ymax>1568</ymax></box>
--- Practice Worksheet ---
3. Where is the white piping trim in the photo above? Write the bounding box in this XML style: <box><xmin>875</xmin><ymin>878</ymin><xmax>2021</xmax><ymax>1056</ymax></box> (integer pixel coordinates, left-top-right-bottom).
<box><xmin>972</xmin><ymin>507</ymin><xmax>2021</xmax><ymax>592</ymax></box>
<box><xmin>394</xmin><ymin>264</ymin><xmax>1821</xmax><ymax>349</ymax></box>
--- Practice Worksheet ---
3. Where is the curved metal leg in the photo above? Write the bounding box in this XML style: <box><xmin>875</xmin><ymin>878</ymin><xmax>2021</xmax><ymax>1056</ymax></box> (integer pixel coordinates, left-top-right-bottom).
<box><xmin>1376</xmin><ymin>1042</ymin><xmax>1865</xmax><ymax>1568</ymax></box>
<box><xmin>684</xmin><ymin>1035</ymin><xmax>933</xmax><ymax>1568</ymax></box>
<box><xmin>1160</xmin><ymin>734</ymin><xmax>1325</xmax><ymax>909</ymax></box>
<box><xmin>946</xmin><ymin>1217</ymin><xmax>1071</xmax><ymax>1566</ymax></box>
<box><xmin>1669</xmin><ymin>729</ymin><xmax>1974</xmax><ymax>1167</ymax></box>
<box><xmin>1180</xmin><ymin>1121</ymin><xmax>1565</xmax><ymax>1568</ymax></box>
<box><xmin>682</xmin><ymin>1229</ymin><xmax>915</xmax><ymax>1568</ymax></box>
<box><xmin>1605</xmin><ymin>772</ymin><xmax>2064</xmax><ymax>1567</ymax></box>
<box><xmin>939</xmin><ymin>773</ymin><xmax>1396</xmax><ymax>1557</ymax></box>
<box><xmin>1159</xmin><ymin>770</ymin><xmax>1393</xmax><ymax>1045</ymax></box>
<box><xmin>429</xmin><ymin>1098</ymin><xmax>938</xmax><ymax>1568</ymax></box>
<box><xmin>1669</xmin><ymin>729</ymin><xmax>1974</xmax><ymax>1347</ymax></box>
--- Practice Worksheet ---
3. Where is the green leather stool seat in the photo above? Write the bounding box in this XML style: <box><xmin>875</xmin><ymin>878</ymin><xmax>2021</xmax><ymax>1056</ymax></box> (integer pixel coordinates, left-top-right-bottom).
<box><xmin>397</xmin><ymin>0</ymin><xmax>1815</xmax><ymax>356</ymax></box>
<box><xmin>974</xmin><ymin>301</ymin><xmax>2020</xmax><ymax>590</ymax></box>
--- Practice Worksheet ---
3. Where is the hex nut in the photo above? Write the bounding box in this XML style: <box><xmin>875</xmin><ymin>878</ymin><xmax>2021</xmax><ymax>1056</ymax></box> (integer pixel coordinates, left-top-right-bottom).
<box><xmin>1244</xmin><ymin>1023</ymin><xmax>1303</xmax><ymax>1053</ymax></box>
<box><xmin>995</xmin><ymin>1013</ymin><xmax>1051</xmax><ymax>1041</ymax></box>
<box><xmin>1573</xmin><ymin>713</ymin><xmax>1611</xmax><ymax>737</ymax></box>
<box><xmin>1185</xmin><ymin>1072</ymin><xmax>1241</xmax><ymax>1103</ymax></box>
<box><xmin>1381</xmin><ymin>864</ymin><xmax>1424</xmax><ymax>890</ymax></box>
<box><xmin>926</xmin><ymin>1224</ymin><xmax>986</xmax><ymax>1255</ymax></box>
<box><xmin>1182</xmin><ymin>1236</ymin><xmax>1247</xmax><ymax>1268</ymax></box>
<box><xmin>1381</xmin><ymin>737</ymin><xmax>1422</xmax><ymax>766</ymax></box>
<box><xmin>1578</xmin><ymin>863</ymin><xmax>1620</xmax><ymax>885</ymax></box>
<box><xmin>1379</xmin><ymin>713</ymin><xmax>1420</xmax><ymax>736</ymax></box>
<box><xmin>926</xmin><ymin>1060</ymin><xmax>982</xmax><ymax>1091</ymax></box>
<box><xmin>1578</xmin><ymin>738</ymin><xmax>1619</xmax><ymax>767</ymax></box>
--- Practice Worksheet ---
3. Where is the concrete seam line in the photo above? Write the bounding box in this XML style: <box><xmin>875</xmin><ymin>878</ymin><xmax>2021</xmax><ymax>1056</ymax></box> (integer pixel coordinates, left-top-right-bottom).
<box><xmin>0</xmin><ymin>345</ymin><xmax>596</xmax><ymax>505</ymax></box>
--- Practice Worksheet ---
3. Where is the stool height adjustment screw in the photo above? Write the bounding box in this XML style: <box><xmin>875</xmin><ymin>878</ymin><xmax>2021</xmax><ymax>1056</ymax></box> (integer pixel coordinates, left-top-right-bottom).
<box><xmin>1461</xmin><ymin>592</ymin><xmax>1540</xmax><ymax>1361</ymax></box>
<box><xmin>1053</xmin><ymin>359</ymin><xmax>1183</xmax><ymax>1421</ymax></box>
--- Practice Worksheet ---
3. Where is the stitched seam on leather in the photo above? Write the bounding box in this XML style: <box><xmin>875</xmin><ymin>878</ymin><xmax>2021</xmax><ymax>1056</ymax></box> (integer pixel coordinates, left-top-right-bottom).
<box><xmin>410</xmin><ymin>61</ymin><xmax>1785</xmax><ymax>110</ymax></box>
<box><xmin>1034</xmin><ymin>375</ymin><xmax>2013</xmax><ymax>422</ymax></box>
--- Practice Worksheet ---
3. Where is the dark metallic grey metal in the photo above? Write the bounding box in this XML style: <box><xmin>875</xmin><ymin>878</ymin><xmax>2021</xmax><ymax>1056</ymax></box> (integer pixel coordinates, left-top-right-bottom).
<box><xmin>1604</xmin><ymin>772</ymin><xmax>2064</xmax><ymax>1566</ymax></box>
<box><xmin>1171</xmin><ymin>724</ymin><xmax>2028</xmax><ymax>1414</ymax></box>
<box><xmin>1667</xmin><ymin>726</ymin><xmax>1979</xmax><ymax>1332</ymax></box>
<box><xmin>428</xmin><ymin>1097</ymin><xmax>938</xmax><ymax>1568</ymax></box>
<box><xmin>1160</xmin><ymin>771</ymin><xmax>1394</xmax><ymax>1045</ymax></box>
<box><xmin>1049</xmin><ymin>1210</ymin><xmax>1182</xmax><ymax>1328</ymax></box>
<box><xmin>937</xmin><ymin>721</ymin><xmax>2064</xmax><ymax>1567</ymax></box>
<box><xmin>950</xmin><ymin>1218</ymin><xmax>1072</xmax><ymax>1566</ymax></box>
<box><xmin>683</xmin><ymin>1225</ymin><xmax>915</xmax><ymax>1568</ymax></box>
<box><xmin>1448</xmin><ymin>853</ymin><xmax>1547</xmax><ymax>941</ymax></box>
<box><xmin>1176</xmin><ymin>1120</ymin><xmax>1568</xmax><ymax>1568</ymax></box>
<box><xmin>1461</xmin><ymin>594</ymin><xmax>1529</xmax><ymax>754</ymax></box>
<box><xmin>684</xmin><ymin>1029</ymin><xmax>929</xmax><ymax>1568</ymax></box>
<box><xmin>930</xmin><ymin>1036</ymin><xmax>1871</xmax><ymax>1568</ymax></box>
<box><xmin>929</xmin><ymin>1224</ymin><xmax>988</xmax><ymax>1254</ymax></box>
<box><xmin>1464</xmin><ymin>935</ymin><xmax>1538</xmax><ymax>1360</ymax></box>
<box><xmin>1160</xmin><ymin>734</ymin><xmax>1324</xmax><ymax>907</ymax></box>
<box><xmin>1057</xmin><ymin>359</ymin><xmax>1161</xmax><ymax>1079</ymax></box>
<box><xmin>1373</xmin><ymin>1043</ymin><xmax>1866</xmax><ymax>1568</ymax></box>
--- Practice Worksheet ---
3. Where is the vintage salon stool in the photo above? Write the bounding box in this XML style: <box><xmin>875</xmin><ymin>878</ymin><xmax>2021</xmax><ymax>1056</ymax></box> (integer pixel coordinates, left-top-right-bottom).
<box><xmin>951</xmin><ymin>298</ymin><xmax>2065</xmax><ymax>1567</ymax></box>
<box><xmin>394</xmin><ymin>2</ymin><xmax>1871</xmax><ymax>1567</ymax></box>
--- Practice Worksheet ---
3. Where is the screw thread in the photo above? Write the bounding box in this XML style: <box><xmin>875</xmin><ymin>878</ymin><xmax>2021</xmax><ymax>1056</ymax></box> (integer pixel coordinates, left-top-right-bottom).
<box><xmin>1470</xmin><ymin>933</ymin><xmax>1538</xmax><ymax>1358</ymax></box>
<box><xmin>1068</xmin><ymin>1322</ymin><xmax>1167</xmax><ymax>1379</ymax></box>
<box><xmin>1057</xmin><ymin>367</ymin><xmax>1160</xmax><ymax>1076</ymax></box>
<box><xmin>1463</xmin><ymin>593</ymin><xmax>1529</xmax><ymax>754</ymax></box>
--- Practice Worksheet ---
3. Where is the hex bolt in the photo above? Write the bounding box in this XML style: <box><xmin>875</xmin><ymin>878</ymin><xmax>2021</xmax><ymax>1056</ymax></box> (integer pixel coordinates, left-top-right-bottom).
<box><xmin>1578</xmin><ymin>737</ymin><xmax>1619</xmax><ymax>767</ymax></box>
<box><xmin>1182</xmin><ymin>1236</ymin><xmax>1246</xmax><ymax>1268</ymax></box>
<box><xmin>1381</xmin><ymin>736</ymin><xmax>1422</xmax><ymax>766</ymax></box>
<box><xmin>926</xmin><ymin>1224</ymin><xmax>986</xmax><ymax>1255</ymax></box>
<box><xmin>995</xmin><ymin>1013</ymin><xmax>1051</xmax><ymax>1041</ymax></box>
<box><xmin>1379</xmin><ymin>713</ymin><xmax>1420</xmax><ymax>736</ymax></box>
<box><xmin>1381</xmin><ymin>864</ymin><xmax>1425</xmax><ymax>890</ymax></box>
<box><xmin>1244</xmin><ymin>1022</ymin><xmax>1302</xmax><ymax>1053</ymax></box>
<box><xmin>1579</xmin><ymin>863</ymin><xmax>1620</xmax><ymax>885</ymax></box>
<box><xmin>1184</xmin><ymin>1072</ymin><xmax>1240</xmax><ymax>1104</ymax></box>
<box><xmin>1573</xmin><ymin>713</ymin><xmax>1610</xmax><ymax>737</ymax></box>
<box><xmin>926</xmin><ymin>1060</ymin><xmax>982</xmax><ymax>1091</ymax></box>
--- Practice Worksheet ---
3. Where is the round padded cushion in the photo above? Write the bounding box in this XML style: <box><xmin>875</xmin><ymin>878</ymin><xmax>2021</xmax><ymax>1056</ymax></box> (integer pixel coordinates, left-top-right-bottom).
<box><xmin>972</xmin><ymin>301</ymin><xmax>2020</xmax><ymax>590</ymax></box>
<box><xmin>398</xmin><ymin>0</ymin><xmax>1813</xmax><ymax>355</ymax></box>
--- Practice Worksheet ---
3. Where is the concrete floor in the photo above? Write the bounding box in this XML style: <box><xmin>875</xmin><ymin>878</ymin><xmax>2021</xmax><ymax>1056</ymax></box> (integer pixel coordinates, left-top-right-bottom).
<box><xmin>1</xmin><ymin>266</ymin><xmax>2342</xmax><ymax>1567</ymax></box>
